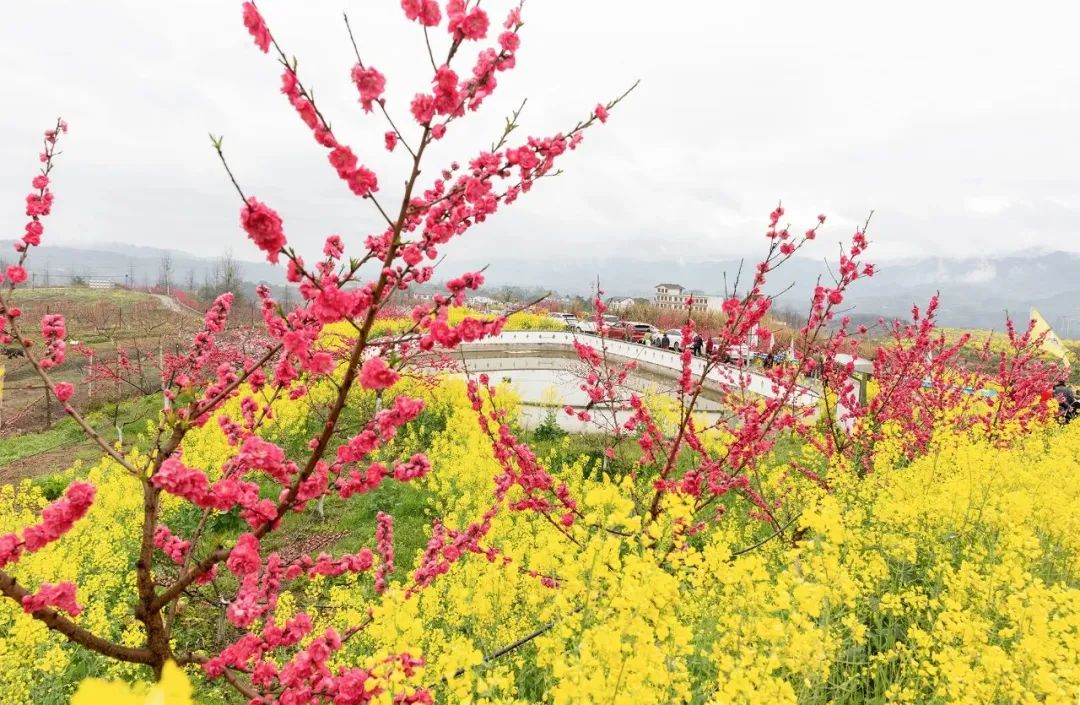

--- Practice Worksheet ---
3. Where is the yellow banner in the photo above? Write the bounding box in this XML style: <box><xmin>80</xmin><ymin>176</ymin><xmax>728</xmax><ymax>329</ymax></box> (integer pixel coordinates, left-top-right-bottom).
<box><xmin>1030</xmin><ymin>309</ymin><xmax>1070</xmax><ymax>366</ymax></box>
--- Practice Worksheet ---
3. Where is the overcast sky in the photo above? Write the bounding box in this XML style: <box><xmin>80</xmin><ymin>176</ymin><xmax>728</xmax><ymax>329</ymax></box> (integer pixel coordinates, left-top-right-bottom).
<box><xmin>2</xmin><ymin>1</ymin><xmax>1079</xmax><ymax>270</ymax></box>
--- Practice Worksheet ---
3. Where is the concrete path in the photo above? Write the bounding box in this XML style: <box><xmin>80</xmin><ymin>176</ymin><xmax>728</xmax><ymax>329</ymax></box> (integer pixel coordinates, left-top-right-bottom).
<box><xmin>152</xmin><ymin>293</ymin><xmax>201</xmax><ymax>318</ymax></box>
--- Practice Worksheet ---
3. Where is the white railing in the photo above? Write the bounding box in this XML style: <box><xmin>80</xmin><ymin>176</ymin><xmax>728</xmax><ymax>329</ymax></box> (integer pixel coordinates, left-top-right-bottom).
<box><xmin>459</xmin><ymin>331</ymin><xmax>822</xmax><ymax>408</ymax></box>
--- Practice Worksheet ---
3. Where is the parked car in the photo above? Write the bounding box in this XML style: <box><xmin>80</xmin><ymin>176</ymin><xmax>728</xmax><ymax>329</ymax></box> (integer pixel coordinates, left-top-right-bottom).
<box><xmin>547</xmin><ymin>312</ymin><xmax>577</xmax><ymax>330</ymax></box>
<box><xmin>575</xmin><ymin>319</ymin><xmax>599</xmax><ymax>334</ymax></box>
<box><xmin>626</xmin><ymin>322</ymin><xmax>658</xmax><ymax>343</ymax></box>
<box><xmin>599</xmin><ymin>320</ymin><xmax>628</xmax><ymax>339</ymax></box>
<box><xmin>574</xmin><ymin>313</ymin><xmax>626</xmax><ymax>334</ymax></box>
<box><xmin>725</xmin><ymin>344</ymin><xmax>753</xmax><ymax>364</ymax></box>
<box><xmin>664</xmin><ymin>329</ymin><xmax>684</xmax><ymax>351</ymax></box>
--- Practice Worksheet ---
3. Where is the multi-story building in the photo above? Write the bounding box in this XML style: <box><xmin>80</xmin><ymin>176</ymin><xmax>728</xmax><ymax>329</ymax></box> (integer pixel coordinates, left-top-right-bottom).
<box><xmin>654</xmin><ymin>283</ymin><xmax>719</xmax><ymax>312</ymax></box>
<box><xmin>653</xmin><ymin>283</ymin><xmax>685</xmax><ymax>308</ymax></box>
<box><xmin>606</xmin><ymin>297</ymin><xmax>638</xmax><ymax>311</ymax></box>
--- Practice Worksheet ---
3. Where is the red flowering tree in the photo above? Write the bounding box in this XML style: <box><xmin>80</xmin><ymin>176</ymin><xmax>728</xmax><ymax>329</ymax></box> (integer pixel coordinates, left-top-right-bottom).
<box><xmin>485</xmin><ymin>207</ymin><xmax>876</xmax><ymax>537</ymax></box>
<box><xmin>0</xmin><ymin>1</ymin><xmax>633</xmax><ymax>700</ymax></box>
<box><xmin>535</xmin><ymin>208</ymin><xmax>1060</xmax><ymax>542</ymax></box>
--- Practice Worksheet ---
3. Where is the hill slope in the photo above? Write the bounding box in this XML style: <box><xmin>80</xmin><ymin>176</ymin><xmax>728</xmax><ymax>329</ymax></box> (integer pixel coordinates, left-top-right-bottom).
<box><xmin>8</xmin><ymin>241</ymin><xmax>1080</xmax><ymax>330</ymax></box>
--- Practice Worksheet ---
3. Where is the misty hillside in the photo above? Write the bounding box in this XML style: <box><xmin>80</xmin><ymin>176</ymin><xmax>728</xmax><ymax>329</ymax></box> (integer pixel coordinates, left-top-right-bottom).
<box><xmin>446</xmin><ymin>251</ymin><xmax>1080</xmax><ymax>332</ymax></box>
<box><xmin>4</xmin><ymin>241</ymin><xmax>1079</xmax><ymax>332</ymax></box>
<box><xmin>0</xmin><ymin>240</ymin><xmax>286</xmax><ymax>291</ymax></box>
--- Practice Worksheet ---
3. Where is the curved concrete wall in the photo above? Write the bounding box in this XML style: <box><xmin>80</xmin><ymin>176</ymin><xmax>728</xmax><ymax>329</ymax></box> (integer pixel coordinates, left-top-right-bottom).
<box><xmin>458</xmin><ymin>331</ymin><xmax>822</xmax><ymax>408</ymax></box>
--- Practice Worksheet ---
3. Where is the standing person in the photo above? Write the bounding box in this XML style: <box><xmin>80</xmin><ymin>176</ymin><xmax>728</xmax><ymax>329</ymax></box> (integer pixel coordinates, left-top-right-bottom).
<box><xmin>692</xmin><ymin>333</ymin><xmax>703</xmax><ymax>356</ymax></box>
<box><xmin>705</xmin><ymin>335</ymin><xmax>715</xmax><ymax>357</ymax></box>
<box><xmin>1053</xmin><ymin>378</ymin><xmax>1079</xmax><ymax>422</ymax></box>
<box><xmin>766</xmin><ymin>342</ymin><xmax>781</xmax><ymax>368</ymax></box>
<box><xmin>660</xmin><ymin>332</ymin><xmax>670</xmax><ymax>350</ymax></box>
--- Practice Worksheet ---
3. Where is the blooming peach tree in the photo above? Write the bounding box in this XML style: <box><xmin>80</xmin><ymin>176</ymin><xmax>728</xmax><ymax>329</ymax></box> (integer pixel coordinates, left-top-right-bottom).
<box><xmin>549</xmin><ymin>207</ymin><xmax>1060</xmax><ymax>545</ymax></box>
<box><xmin>0</xmin><ymin>1</ymin><xmax>632</xmax><ymax>700</ymax></box>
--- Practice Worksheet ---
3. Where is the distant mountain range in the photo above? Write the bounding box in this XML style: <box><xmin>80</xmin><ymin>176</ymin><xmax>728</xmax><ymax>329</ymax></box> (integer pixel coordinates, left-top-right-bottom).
<box><xmin>445</xmin><ymin>251</ymin><xmax>1080</xmax><ymax>333</ymax></box>
<box><xmin>4</xmin><ymin>241</ymin><xmax>1079</xmax><ymax>333</ymax></box>
<box><xmin>0</xmin><ymin>240</ymin><xmax>285</xmax><ymax>291</ymax></box>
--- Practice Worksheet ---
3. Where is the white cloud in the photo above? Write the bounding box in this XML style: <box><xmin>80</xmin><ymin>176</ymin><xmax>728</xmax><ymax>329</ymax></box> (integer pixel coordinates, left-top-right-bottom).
<box><xmin>957</xmin><ymin>262</ymin><xmax>997</xmax><ymax>285</ymax></box>
<box><xmin>965</xmin><ymin>196</ymin><xmax>1012</xmax><ymax>216</ymax></box>
<box><xmin>2</xmin><ymin>0</ymin><xmax>1080</xmax><ymax>269</ymax></box>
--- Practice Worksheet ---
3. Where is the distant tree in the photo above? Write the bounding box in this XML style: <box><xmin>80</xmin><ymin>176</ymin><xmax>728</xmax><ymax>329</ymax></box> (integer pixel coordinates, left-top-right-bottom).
<box><xmin>488</xmin><ymin>284</ymin><xmax>546</xmax><ymax>305</ymax></box>
<box><xmin>198</xmin><ymin>248</ymin><xmax>245</xmax><ymax>305</ymax></box>
<box><xmin>771</xmin><ymin>305</ymin><xmax>804</xmax><ymax>328</ymax></box>
<box><xmin>218</xmin><ymin>249</ymin><xmax>243</xmax><ymax>296</ymax></box>
<box><xmin>564</xmin><ymin>295</ymin><xmax>591</xmax><ymax>316</ymax></box>
<box><xmin>184</xmin><ymin>268</ymin><xmax>196</xmax><ymax>292</ymax></box>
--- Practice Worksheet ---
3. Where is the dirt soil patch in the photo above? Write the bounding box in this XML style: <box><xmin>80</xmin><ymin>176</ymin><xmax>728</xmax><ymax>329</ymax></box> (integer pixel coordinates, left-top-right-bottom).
<box><xmin>0</xmin><ymin>441</ymin><xmax>100</xmax><ymax>485</ymax></box>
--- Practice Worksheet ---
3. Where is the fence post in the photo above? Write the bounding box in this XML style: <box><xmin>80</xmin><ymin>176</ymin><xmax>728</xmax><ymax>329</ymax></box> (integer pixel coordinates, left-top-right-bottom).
<box><xmin>160</xmin><ymin>341</ymin><xmax>171</xmax><ymax>411</ymax></box>
<box><xmin>43</xmin><ymin>379</ymin><xmax>52</xmax><ymax>430</ymax></box>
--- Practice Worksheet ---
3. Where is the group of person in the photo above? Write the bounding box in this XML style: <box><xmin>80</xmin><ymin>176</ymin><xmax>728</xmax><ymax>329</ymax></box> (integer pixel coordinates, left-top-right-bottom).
<box><xmin>636</xmin><ymin>329</ymin><xmax>802</xmax><ymax>371</ymax></box>
<box><xmin>642</xmin><ymin>331</ymin><xmax>710</xmax><ymax>356</ymax></box>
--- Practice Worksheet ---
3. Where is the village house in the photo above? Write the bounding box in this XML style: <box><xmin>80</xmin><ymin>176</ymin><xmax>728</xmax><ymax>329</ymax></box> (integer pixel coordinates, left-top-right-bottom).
<box><xmin>654</xmin><ymin>283</ymin><xmax>722</xmax><ymax>312</ymax></box>
<box><xmin>606</xmin><ymin>296</ymin><xmax>639</xmax><ymax>311</ymax></box>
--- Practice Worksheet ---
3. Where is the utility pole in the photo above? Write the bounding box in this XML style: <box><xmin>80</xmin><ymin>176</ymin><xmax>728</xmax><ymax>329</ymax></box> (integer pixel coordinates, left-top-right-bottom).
<box><xmin>158</xmin><ymin>252</ymin><xmax>174</xmax><ymax>296</ymax></box>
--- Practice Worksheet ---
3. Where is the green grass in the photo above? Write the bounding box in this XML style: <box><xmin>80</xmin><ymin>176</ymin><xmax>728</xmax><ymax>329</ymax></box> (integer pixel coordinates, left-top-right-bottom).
<box><xmin>0</xmin><ymin>423</ymin><xmax>86</xmax><ymax>466</ymax></box>
<box><xmin>8</xmin><ymin>286</ymin><xmax>156</xmax><ymax>305</ymax></box>
<box><xmin>0</xmin><ymin>394</ymin><xmax>164</xmax><ymax>467</ymax></box>
<box><xmin>267</xmin><ymin>480</ymin><xmax>434</xmax><ymax>582</ymax></box>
